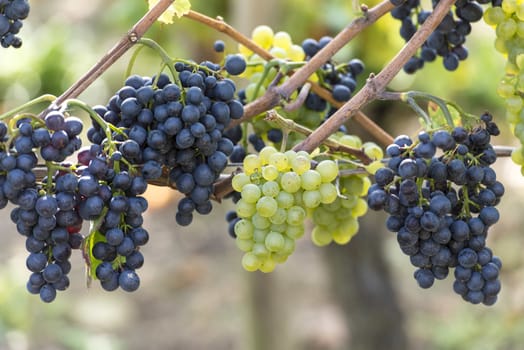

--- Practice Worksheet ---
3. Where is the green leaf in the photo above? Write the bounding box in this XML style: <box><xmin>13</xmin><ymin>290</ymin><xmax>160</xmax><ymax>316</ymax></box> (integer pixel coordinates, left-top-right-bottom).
<box><xmin>148</xmin><ymin>0</ymin><xmax>191</xmax><ymax>24</ymax></box>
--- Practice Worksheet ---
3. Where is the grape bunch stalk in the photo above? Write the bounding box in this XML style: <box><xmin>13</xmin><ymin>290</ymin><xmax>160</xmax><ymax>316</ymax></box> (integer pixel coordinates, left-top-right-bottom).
<box><xmin>367</xmin><ymin>113</ymin><xmax>503</xmax><ymax>305</ymax></box>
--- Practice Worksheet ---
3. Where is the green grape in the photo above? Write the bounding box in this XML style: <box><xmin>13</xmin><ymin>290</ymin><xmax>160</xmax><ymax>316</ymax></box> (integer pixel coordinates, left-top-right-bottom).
<box><xmin>243</xmin><ymin>154</ymin><xmax>262</xmax><ymax>175</ymax></box>
<box><xmin>502</xmin><ymin>0</ymin><xmax>517</xmax><ymax>15</ymax></box>
<box><xmin>262</xmin><ymin>164</ymin><xmax>279</xmax><ymax>181</ymax></box>
<box><xmin>300</xmin><ymin>169</ymin><xmax>322</xmax><ymax>190</ymax></box>
<box><xmin>311</xmin><ymin>226</ymin><xmax>333</xmax><ymax>246</ymax></box>
<box><xmin>270</xmin><ymin>222</ymin><xmax>287</xmax><ymax>233</ymax></box>
<box><xmin>237</xmin><ymin>199</ymin><xmax>257</xmax><ymax>218</ymax></box>
<box><xmin>265</xmin><ymin>231</ymin><xmax>285</xmax><ymax>252</ymax></box>
<box><xmin>269</xmin><ymin>152</ymin><xmax>290</xmax><ymax>172</ymax></box>
<box><xmin>252</xmin><ymin>213</ymin><xmax>271</xmax><ymax>229</ymax></box>
<box><xmin>302</xmin><ymin>190</ymin><xmax>322</xmax><ymax>208</ymax></box>
<box><xmin>286</xmin><ymin>224</ymin><xmax>305</xmax><ymax>239</ymax></box>
<box><xmin>235</xmin><ymin>219</ymin><xmax>255</xmax><ymax>239</ymax></box>
<box><xmin>259</xmin><ymin>257</ymin><xmax>277</xmax><ymax>273</ymax></box>
<box><xmin>281</xmin><ymin>236</ymin><xmax>296</xmax><ymax>255</ymax></box>
<box><xmin>273</xmin><ymin>31</ymin><xmax>292</xmax><ymax>50</ymax></box>
<box><xmin>280</xmin><ymin>171</ymin><xmax>302</xmax><ymax>193</ymax></box>
<box><xmin>241</xmin><ymin>183</ymin><xmax>262</xmax><ymax>204</ymax></box>
<box><xmin>315</xmin><ymin>160</ymin><xmax>338</xmax><ymax>183</ymax></box>
<box><xmin>256</xmin><ymin>196</ymin><xmax>278</xmax><ymax>217</ymax></box>
<box><xmin>484</xmin><ymin>7</ymin><xmax>506</xmax><ymax>25</ymax></box>
<box><xmin>497</xmin><ymin>18</ymin><xmax>517</xmax><ymax>39</ymax></box>
<box><xmin>252</xmin><ymin>25</ymin><xmax>274</xmax><ymax>50</ymax></box>
<box><xmin>363</xmin><ymin>142</ymin><xmax>384</xmax><ymax>160</ymax></box>
<box><xmin>262</xmin><ymin>180</ymin><xmax>280</xmax><ymax>197</ymax></box>
<box><xmin>253</xmin><ymin>243</ymin><xmax>270</xmax><ymax>258</ymax></box>
<box><xmin>290</xmin><ymin>155</ymin><xmax>311</xmax><ymax>175</ymax></box>
<box><xmin>269</xmin><ymin>208</ymin><xmax>287</xmax><ymax>225</ymax></box>
<box><xmin>237</xmin><ymin>238</ymin><xmax>255</xmax><ymax>252</ymax></box>
<box><xmin>259</xmin><ymin>146</ymin><xmax>278</xmax><ymax>165</ymax></box>
<box><xmin>287</xmin><ymin>205</ymin><xmax>306</xmax><ymax>225</ymax></box>
<box><xmin>276</xmin><ymin>191</ymin><xmax>294</xmax><ymax>209</ymax></box>
<box><xmin>319</xmin><ymin>182</ymin><xmax>338</xmax><ymax>204</ymax></box>
<box><xmin>242</xmin><ymin>252</ymin><xmax>261</xmax><ymax>271</ymax></box>
<box><xmin>253</xmin><ymin>229</ymin><xmax>269</xmax><ymax>243</ymax></box>
<box><xmin>232</xmin><ymin>172</ymin><xmax>251</xmax><ymax>192</ymax></box>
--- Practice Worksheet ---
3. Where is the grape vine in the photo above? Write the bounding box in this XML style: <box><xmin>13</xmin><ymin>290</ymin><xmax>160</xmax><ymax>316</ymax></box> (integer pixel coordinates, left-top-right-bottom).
<box><xmin>0</xmin><ymin>0</ymin><xmax>518</xmax><ymax>308</ymax></box>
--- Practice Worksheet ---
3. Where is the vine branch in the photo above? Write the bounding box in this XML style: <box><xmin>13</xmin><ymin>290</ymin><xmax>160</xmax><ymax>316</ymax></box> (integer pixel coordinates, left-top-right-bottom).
<box><xmin>50</xmin><ymin>0</ymin><xmax>177</xmax><ymax>109</ymax></box>
<box><xmin>184</xmin><ymin>1</ymin><xmax>395</xmax><ymax>146</ymax></box>
<box><xmin>294</xmin><ymin>0</ymin><xmax>456</xmax><ymax>153</ymax></box>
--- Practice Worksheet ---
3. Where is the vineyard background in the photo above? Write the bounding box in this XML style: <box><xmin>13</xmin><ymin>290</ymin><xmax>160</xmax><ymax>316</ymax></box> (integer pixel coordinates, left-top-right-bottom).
<box><xmin>0</xmin><ymin>0</ymin><xmax>524</xmax><ymax>349</ymax></box>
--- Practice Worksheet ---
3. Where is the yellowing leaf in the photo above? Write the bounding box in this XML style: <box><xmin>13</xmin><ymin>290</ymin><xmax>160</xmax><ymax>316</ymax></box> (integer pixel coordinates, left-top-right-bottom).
<box><xmin>148</xmin><ymin>0</ymin><xmax>191</xmax><ymax>24</ymax></box>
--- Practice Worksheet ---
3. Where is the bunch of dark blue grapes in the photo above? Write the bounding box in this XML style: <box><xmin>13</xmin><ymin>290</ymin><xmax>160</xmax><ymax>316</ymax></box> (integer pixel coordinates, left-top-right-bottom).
<box><xmin>0</xmin><ymin>0</ymin><xmax>30</xmax><ymax>48</ymax></box>
<box><xmin>367</xmin><ymin>113</ymin><xmax>503</xmax><ymax>305</ymax></box>
<box><xmin>390</xmin><ymin>0</ymin><xmax>491</xmax><ymax>73</ymax></box>
<box><xmin>301</xmin><ymin>36</ymin><xmax>366</xmax><ymax>110</ymax></box>
<box><xmin>0</xmin><ymin>112</ymin><xmax>84</xmax><ymax>303</ymax></box>
<box><xmin>88</xmin><ymin>61</ymin><xmax>243</xmax><ymax>227</ymax></box>
<box><xmin>74</xmin><ymin>145</ymin><xmax>149</xmax><ymax>293</ymax></box>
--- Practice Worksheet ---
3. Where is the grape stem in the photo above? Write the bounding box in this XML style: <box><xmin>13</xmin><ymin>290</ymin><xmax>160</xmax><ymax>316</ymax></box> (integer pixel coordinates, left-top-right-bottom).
<box><xmin>265</xmin><ymin>109</ymin><xmax>372</xmax><ymax>164</ymax></box>
<box><xmin>183</xmin><ymin>4</ymin><xmax>395</xmax><ymax>146</ymax></box>
<box><xmin>0</xmin><ymin>94</ymin><xmax>56</xmax><ymax>121</ymax></box>
<box><xmin>293</xmin><ymin>0</ymin><xmax>457</xmax><ymax>153</ymax></box>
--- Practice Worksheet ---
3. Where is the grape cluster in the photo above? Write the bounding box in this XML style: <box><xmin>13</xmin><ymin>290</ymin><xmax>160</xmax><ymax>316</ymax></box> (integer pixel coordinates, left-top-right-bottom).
<box><xmin>0</xmin><ymin>0</ymin><xmax>30</xmax><ymax>48</ymax></box>
<box><xmin>390</xmin><ymin>0</ymin><xmax>490</xmax><ymax>73</ymax></box>
<box><xmin>87</xmin><ymin>62</ymin><xmax>243</xmax><ymax>226</ymax></box>
<box><xmin>74</xmin><ymin>144</ymin><xmax>149</xmax><ymax>293</ymax></box>
<box><xmin>301</xmin><ymin>36</ymin><xmax>365</xmax><ymax>107</ymax></box>
<box><xmin>368</xmin><ymin>115</ymin><xmax>503</xmax><ymax>305</ymax></box>
<box><xmin>1</xmin><ymin>112</ymin><xmax>84</xmax><ymax>302</ymax></box>
<box><xmin>310</xmin><ymin>135</ymin><xmax>375</xmax><ymax>246</ymax></box>
<box><xmin>485</xmin><ymin>1</ymin><xmax>524</xmax><ymax>173</ymax></box>
<box><xmin>231</xmin><ymin>146</ymin><xmax>339</xmax><ymax>272</ymax></box>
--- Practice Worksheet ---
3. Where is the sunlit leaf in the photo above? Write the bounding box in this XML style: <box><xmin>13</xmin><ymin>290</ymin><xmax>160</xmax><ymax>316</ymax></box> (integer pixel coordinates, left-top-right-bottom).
<box><xmin>148</xmin><ymin>0</ymin><xmax>191</xmax><ymax>25</ymax></box>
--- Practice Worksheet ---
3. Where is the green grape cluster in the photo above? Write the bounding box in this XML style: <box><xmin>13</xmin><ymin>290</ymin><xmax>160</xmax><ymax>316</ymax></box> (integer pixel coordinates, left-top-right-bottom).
<box><xmin>232</xmin><ymin>146</ymin><xmax>339</xmax><ymax>272</ymax></box>
<box><xmin>484</xmin><ymin>2</ymin><xmax>524</xmax><ymax>171</ymax></box>
<box><xmin>310</xmin><ymin>134</ymin><xmax>376</xmax><ymax>246</ymax></box>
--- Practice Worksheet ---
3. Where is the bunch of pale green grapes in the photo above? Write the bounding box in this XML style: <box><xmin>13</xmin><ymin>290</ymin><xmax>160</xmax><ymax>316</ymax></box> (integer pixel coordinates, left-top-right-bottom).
<box><xmin>238</xmin><ymin>25</ymin><xmax>306</xmax><ymax>102</ymax></box>
<box><xmin>484</xmin><ymin>2</ymin><xmax>524</xmax><ymax>172</ymax></box>
<box><xmin>309</xmin><ymin>134</ymin><xmax>379</xmax><ymax>246</ymax></box>
<box><xmin>232</xmin><ymin>146</ymin><xmax>339</xmax><ymax>272</ymax></box>
<box><xmin>236</xmin><ymin>25</ymin><xmax>324</xmax><ymax>146</ymax></box>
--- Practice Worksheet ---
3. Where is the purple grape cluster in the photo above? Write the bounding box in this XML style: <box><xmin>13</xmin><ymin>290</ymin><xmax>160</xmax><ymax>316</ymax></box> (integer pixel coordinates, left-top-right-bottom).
<box><xmin>75</xmin><ymin>145</ymin><xmax>149</xmax><ymax>293</ymax></box>
<box><xmin>367</xmin><ymin>114</ymin><xmax>503</xmax><ymax>305</ymax></box>
<box><xmin>390</xmin><ymin>0</ymin><xmax>492</xmax><ymax>73</ymax></box>
<box><xmin>0</xmin><ymin>113</ymin><xmax>84</xmax><ymax>302</ymax></box>
<box><xmin>0</xmin><ymin>0</ymin><xmax>30</xmax><ymax>48</ymax></box>
<box><xmin>87</xmin><ymin>61</ymin><xmax>243</xmax><ymax>227</ymax></box>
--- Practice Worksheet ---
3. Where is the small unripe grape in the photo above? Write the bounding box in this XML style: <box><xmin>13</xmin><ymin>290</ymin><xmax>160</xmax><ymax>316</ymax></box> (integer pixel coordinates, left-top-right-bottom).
<box><xmin>241</xmin><ymin>183</ymin><xmax>262</xmax><ymax>203</ymax></box>
<box><xmin>363</xmin><ymin>142</ymin><xmax>384</xmax><ymax>160</ymax></box>
<box><xmin>315</xmin><ymin>160</ymin><xmax>338</xmax><ymax>183</ymax></box>
<box><xmin>269</xmin><ymin>152</ymin><xmax>289</xmax><ymax>171</ymax></box>
<box><xmin>265</xmin><ymin>231</ymin><xmax>285</xmax><ymax>252</ymax></box>
<box><xmin>287</xmin><ymin>206</ymin><xmax>306</xmax><ymax>225</ymax></box>
<box><xmin>252</xmin><ymin>25</ymin><xmax>274</xmax><ymax>50</ymax></box>
<box><xmin>242</xmin><ymin>252</ymin><xmax>260</xmax><ymax>271</ymax></box>
<box><xmin>236</xmin><ymin>238</ymin><xmax>254</xmax><ymax>252</ymax></box>
<box><xmin>302</xmin><ymin>190</ymin><xmax>322</xmax><ymax>208</ymax></box>
<box><xmin>301</xmin><ymin>170</ymin><xmax>322</xmax><ymax>190</ymax></box>
<box><xmin>273</xmin><ymin>31</ymin><xmax>292</xmax><ymax>50</ymax></box>
<box><xmin>259</xmin><ymin>257</ymin><xmax>277</xmax><ymax>273</ymax></box>
<box><xmin>311</xmin><ymin>226</ymin><xmax>333</xmax><ymax>246</ymax></box>
<box><xmin>256</xmin><ymin>196</ymin><xmax>278</xmax><ymax>217</ymax></box>
<box><xmin>259</xmin><ymin>146</ymin><xmax>278</xmax><ymax>165</ymax></box>
<box><xmin>319</xmin><ymin>183</ymin><xmax>338</xmax><ymax>204</ymax></box>
<box><xmin>262</xmin><ymin>181</ymin><xmax>280</xmax><ymax>197</ymax></box>
<box><xmin>262</xmin><ymin>164</ymin><xmax>279</xmax><ymax>181</ymax></box>
<box><xmin>235</xmin><ymin>219</ymin><xmax>255</xmax><ymax>239</ymax></box>
<box><xmin>280</xmin><ymin>172</ymin><xmax>302</xmax><ymax>193</ymax></box>
<box><xmin>291</xmin><ymin>155</ymin><xmax>311</xmax><ymax>175</ymax></box>
<box><xmin>232</xmin><ymin>173</ymin><xmax>251</xmax><ymax>192</ymax></box>
<box><xmin>243</xmin><ymin>154</ymin><xmax>261</xmax><ymax>175</ymax></box>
